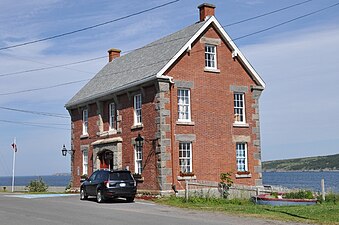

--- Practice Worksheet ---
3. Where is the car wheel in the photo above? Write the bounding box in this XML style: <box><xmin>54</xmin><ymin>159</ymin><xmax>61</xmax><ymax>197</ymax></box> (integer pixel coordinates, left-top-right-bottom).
<box><xmin>80</xmin><ymin>188</ymin><xmax>88</xmax><ymax>200</ymax></box>
<box><xmin>96</xmin><ymin>189</ymin><xmax>105</xmax><ymax>203</ymax></box>
<box><xmin>126</xmin><ymin>197</ymin><xmax>135</xmax><ymax>203</ymax></box>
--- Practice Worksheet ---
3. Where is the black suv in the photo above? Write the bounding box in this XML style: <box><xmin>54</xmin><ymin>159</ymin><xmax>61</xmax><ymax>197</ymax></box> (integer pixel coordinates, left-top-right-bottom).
<box><xmin>80</xmin><ymin>170</ymin><xmax>137</xmax><ymax>203</ymax></box>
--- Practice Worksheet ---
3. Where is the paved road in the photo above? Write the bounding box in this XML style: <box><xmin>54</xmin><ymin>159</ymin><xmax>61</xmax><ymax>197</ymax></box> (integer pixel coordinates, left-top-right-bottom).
<box><xmin>0</xmin><ymin>193</ymin><xmax>312</xmax><ymax>225</ymax></box>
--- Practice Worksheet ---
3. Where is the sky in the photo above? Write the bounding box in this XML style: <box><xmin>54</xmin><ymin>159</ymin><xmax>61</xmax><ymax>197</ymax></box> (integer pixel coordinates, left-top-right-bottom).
<box><xmin>0</xmin><ymin>0</ymin><xmax>338</xmax><ymax>176</ymax></box>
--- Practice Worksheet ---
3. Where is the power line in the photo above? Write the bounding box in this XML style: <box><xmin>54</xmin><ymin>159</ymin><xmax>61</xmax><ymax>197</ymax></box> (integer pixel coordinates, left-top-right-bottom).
<box><xmin>0</xmin><ymin>0</ymin><xmax>313</xmax><ymax>79</ymax></box>
<box><xmin>0</xmin><ymin>58</ymin><xmax>171</xmax><ymax>96</ymax></box>
<box><xmin>1</xmin><ymin>2</ymin><xmax>338</xmax><ymax>96</ymax></box>
<box><xmin>0</xmin><ymin>119</ymin><xmax>70</xmax><ymax>130</ymax></box>
<box><xmin>0</xmin><ymin>106</ymin><xmax>69</xmax><ymax>118</ymax></box>
<box><xmin>233</xmin><ymin>2</ymin><xmax>339</xmax><ymax>41</ymax></box>
<box><xmin>0</xmin><ymin>0</ymin><xmax>180</xmax><ymax>51</ymax></box>
<box><xmin>0</xmin><ymin>79</ymin><xmax>89</xmax><ymax>96</ymax></box>
<box><xmin>224</xmin><ymin>0</ymin><xmax>312</xmax><ymax>27</ymax></box>
<box><xmin>0</xmin><ymin>56</ymin><xmax>105</xmax><ymax>78</ymax></box>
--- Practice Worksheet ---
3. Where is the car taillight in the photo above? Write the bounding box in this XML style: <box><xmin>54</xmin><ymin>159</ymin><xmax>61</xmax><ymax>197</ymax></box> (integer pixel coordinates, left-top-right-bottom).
<box><xmin>104</xmin><ymin>181</ymin><xmax>109</xmax><ymax>188</ymax></box>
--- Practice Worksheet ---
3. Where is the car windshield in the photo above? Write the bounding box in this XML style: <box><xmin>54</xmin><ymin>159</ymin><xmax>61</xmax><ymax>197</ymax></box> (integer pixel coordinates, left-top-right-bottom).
<box><xmin>109</xmin><ymin>172</ymin><xmax>133</xmax><ymax>181</ymax></box>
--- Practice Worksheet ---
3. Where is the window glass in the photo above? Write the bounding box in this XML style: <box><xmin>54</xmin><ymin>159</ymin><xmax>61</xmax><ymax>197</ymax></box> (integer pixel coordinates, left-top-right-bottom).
<box><xmin>179</xmin><ymin>142</ymin><xmax>192</xmax><ymax>173</ymax></box>
<box><xmin>89</xmin><ymin>171</ymin><xmax>98</xmax><ymax>181</ymax></box>
<box><xmin>110</xmin><ymin>172</ymin><xmax>133</xmax><ymax>181</ymax></box>
<box><xmin>205</xmin><ymin>44</ymin><xmax>217</xmax><ymax>69</ymax></box>
<box><xmin>135</xmin><ymin>140</ymin><xmax>143</xmax><ymax>174</ymax></box>
<box><xmin>82</xmin><ymin>109</ymin><xmax>88</xmax><ymax>134</ymax></box>
<box><xmin>82</xmin><ymin>149</ymin><xmax>88</xmax><ymax>175</ymax></box>
<box><xmin>236</xmin><ymin>143</ymin><xmax>248</xmax><ymax>172</ymax></box>
<box><xmin>234</xmin><ymin>93</ymin><xmax>245</xmax><ymax>123</ymax></box>
<box><xmin>134</xmin><ymin>94</ymin><xmax>142</xmax><ymax>125</ymax></box>
<box><xmin>178</xmin><ymin>89</ymin><xmax>191</xmax><ymax>121</ymax></box>
<box><xmin>109</xmin><ymin>103</ymin><xmax>116</xmax><ymax>130</ymax></box>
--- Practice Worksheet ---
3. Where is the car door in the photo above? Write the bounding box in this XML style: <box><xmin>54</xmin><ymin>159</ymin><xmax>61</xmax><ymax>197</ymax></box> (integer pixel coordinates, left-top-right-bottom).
<box><xmin>86</xmin><ymin>171</ymin><xmax>99</xmax><ymax>196</ymax></box>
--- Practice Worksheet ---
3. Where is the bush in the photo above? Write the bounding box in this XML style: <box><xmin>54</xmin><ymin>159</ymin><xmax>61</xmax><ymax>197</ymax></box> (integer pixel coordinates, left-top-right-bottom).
<box><xmin>26</xmin><ymin>177</ymin><xmax>48</xmax><ymax>192</ymax></box>
<box><xmin>283</xmin><ymin>190</ymin><xmax>314</xmax><ymax>199</ymax></box>
<box><xmin>317</xmin><ymin>192</ymin><xmax>339</xmax><ymax>204</ymax></box>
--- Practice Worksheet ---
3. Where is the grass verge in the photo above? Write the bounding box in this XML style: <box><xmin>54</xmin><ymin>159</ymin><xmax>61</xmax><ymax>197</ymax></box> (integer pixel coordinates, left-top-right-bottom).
<box><xmin>155</xmin><ymin>196</ymin><xmax>339</xmax><ymax>225</ymax></box>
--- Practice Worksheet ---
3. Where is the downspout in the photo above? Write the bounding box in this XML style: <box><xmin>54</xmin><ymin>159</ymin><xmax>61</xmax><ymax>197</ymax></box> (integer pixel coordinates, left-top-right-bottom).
<box><xmin>169</xmin><ymin>81</ymin><xmax>176</xmax><ymax>188</ymax></box>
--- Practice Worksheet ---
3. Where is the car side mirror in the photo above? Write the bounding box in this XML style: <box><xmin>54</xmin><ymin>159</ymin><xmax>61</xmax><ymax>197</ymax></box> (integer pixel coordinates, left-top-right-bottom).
<box><xmin>80</xmin><ymin>175</ymin><xmax>88</xmax><ymax>183</ymax></box>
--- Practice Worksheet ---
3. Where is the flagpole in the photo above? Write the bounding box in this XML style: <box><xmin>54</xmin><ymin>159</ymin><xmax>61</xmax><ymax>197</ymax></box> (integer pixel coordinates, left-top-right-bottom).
<box><xmin>11</xmin><ymin>137</ymin><xmax>16</xmax><ymax>192</ymax></box>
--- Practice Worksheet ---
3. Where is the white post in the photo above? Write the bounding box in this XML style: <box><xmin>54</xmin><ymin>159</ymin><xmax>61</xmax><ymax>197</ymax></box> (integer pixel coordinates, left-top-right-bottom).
<box><xmin>185</xmin><ymin>179</ymin><xmax>189</xmax><ymax>202</ymax></box>
<box><xmin>11</xmin><ymin>138</ymin><xmax>16</xmax><ymax>192</ymax></box>
<box><xmin>321</xmin><ymin>179</ymin><xmax>325</xmax><ymax>201</ymax></box>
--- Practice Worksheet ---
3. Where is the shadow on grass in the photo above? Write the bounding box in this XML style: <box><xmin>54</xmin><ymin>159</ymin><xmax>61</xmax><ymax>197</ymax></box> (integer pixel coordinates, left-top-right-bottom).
<box><xmin>263</xmin><ymin>207</ymin><xmax>313</xmax><ymax>221</ymax></box>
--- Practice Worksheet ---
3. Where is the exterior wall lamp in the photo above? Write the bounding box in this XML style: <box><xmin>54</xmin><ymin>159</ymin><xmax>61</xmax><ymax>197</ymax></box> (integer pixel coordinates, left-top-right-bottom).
<box><xmin>61</xmin><ymin>144</ymin><xmax>74</xmax><ymax>157</ymax></box>
<box><xmin>135</xmin><ymin>133</ymin><xmax>144</xmax><ymax>148</ymax></box>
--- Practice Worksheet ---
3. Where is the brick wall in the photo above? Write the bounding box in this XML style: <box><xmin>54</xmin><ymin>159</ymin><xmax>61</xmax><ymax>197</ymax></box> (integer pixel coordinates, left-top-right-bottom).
<box><xmin>166</xmin><ymin>25</ymin><xmax>262</xmax><ymax>187</ymax></box>
<box><xmin>70</xmin><ymin>84</ymin><xmax>161</xmax><ymax>190</ymax></box>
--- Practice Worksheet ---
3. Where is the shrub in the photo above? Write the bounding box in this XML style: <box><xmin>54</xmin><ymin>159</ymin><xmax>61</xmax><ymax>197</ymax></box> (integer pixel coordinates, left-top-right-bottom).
<box><xmin>283</xmin><ymin>190</ymin><xmax>314</xmax><ymax>199</ymax></box>
<box><xmin>26</xmin><ymin>177</ymin><xmax>48</xmax><ymax>192</ymax></box>
<box><xmin>218</xmin><ymin>172</ymin><xmax>233</xmax><ymax>199</ymax></box>
<box><xmin>317</xmin><ymin>192</ymin><xmax>339</xmax><ymax>204</ymax></box>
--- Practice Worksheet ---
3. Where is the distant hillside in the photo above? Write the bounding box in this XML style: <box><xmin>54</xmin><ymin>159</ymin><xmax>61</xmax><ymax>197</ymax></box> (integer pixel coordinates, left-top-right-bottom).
<box><xmin>262</xmin><ymin>154</ymin><xmax>339</xmax><ymax>172</ymax></box>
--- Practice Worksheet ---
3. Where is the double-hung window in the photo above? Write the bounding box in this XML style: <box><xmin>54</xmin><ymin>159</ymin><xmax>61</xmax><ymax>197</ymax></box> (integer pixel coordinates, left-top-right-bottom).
<box><xmin>134</xmin><ymin>94</ymin><xmax>142</xmax><ymax>125</ymax></box>
<box><xmin>109</xmin><ymin>103</ymin><xmax>116</xmax><ymax>130</ymax></box>
<box><xmin>205</xmin><ymin>44</ymin><xmax>217</xmax><ymax>69</ymax></box>
<box><xmin>179</xmin><ymin>142</ymin><xmax>192</xmax><ymax>173</ymax></box>
<box><xmin>236</xmin><ymin>143</ymin><xmax>248</xmax><ymax>172</ymax></box>
<box><xmin>234</xmin><ymin>93</ymin><xmax>245</xmax><ymax>124</ymax></box>
<box><xmin>82</xmin><ymin>149</ymin><xmax>88</xmax><ymax>175</ymax></box>
<box><xmin>82</xmin><ymin>109</ymin><xmax>88</xmax><ymax>135</ymax></box>
<box><xmin>135</xmin><ymin>145</ymin><xmax>143</xmax><ymax>174</ymax></box>
<box><xmin>178</xmin><ymin>89</ymin><xmax>191</xmax><ymax>122</ymax></box>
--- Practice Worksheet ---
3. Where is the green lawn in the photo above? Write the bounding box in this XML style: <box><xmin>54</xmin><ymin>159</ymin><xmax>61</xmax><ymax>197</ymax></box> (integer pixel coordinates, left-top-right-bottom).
<box><xmin>155</xmin><ymin>197</ymin><xmax>339</xmax><ymax>225</ymax></box>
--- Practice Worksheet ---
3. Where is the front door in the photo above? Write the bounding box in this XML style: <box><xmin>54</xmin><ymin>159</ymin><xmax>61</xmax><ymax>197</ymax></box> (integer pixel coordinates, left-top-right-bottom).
<box><xmin>98</xmin><ymin>150</ymin><xmax>113</xmax><ymax>170</ymax></box>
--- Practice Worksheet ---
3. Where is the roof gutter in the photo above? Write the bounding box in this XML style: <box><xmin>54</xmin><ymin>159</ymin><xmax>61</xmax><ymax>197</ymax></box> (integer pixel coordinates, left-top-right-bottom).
<box><xmin>65</xmin><ymin>74</ymin><xmax>173</xmax><ymax>109</ymax></box>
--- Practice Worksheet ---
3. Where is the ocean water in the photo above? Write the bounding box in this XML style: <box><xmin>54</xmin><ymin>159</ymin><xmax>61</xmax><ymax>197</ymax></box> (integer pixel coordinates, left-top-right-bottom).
<box><xmin>1</xmin><ymin>172</ymin><xmax>338</xmax><ymax>192</ymax></box>
<box><xmin>262</xmin><ymin>171</ymin><xmax>339</xmax><ymax>193</ymax></box>
<box><xmin>0</xmin><ymin>175</ymin><xmax>71</xmax><ymax>187</ymax></box>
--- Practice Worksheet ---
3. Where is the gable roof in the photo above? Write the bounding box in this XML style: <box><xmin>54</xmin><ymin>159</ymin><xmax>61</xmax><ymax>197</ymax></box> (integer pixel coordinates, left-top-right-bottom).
<box><xmin>66</xmin><ymin>16</ymin><xmax>265</xmax><ymax>109</ymax></box>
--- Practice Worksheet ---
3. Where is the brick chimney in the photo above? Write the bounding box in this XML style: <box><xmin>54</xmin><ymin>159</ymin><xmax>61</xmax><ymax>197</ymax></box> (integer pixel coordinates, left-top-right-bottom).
<box><xmin>108</xmin><ymin>48</ymin><xmax>121</xmax><ymax>62</ymax></box>
<box><xmin>198</xmin><ymin>3</ymin><xmax>215</xmax><ymax>22</ymax></box>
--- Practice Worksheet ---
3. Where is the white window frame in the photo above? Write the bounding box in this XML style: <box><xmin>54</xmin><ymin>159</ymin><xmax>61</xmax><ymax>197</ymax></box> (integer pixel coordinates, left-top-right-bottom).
<box><xmin>134</xmin><ymin>94</ymin><xmax>142</xmax><ymax>125</ymax></box>
<box><xmin>177</xmin><ymin>89</ymin><xmax>191</xmax><ymax>122</ymax></box>
<box><xmin>82</xmin><ymin>149</ymin><xmax>88</xmax><ymax>175</ymax></box>
<box><xmin>236</xmin><ymin>143</ymin><xmax>248</xmax><ymax>172</ymax></box>
<box><xmin>179</xmin><ymin>142</ymin><xmax>192</xmax><ymax>173</ymax></box>
<box><xmin>234</xmin><ymin>93</ymin><xmax>246</xmax><ymax>124</ymax></box>
<box><xmin>82</xmin><ymin>109</ymin><xmax>88</xmax><ymax>135</ymax></box>
<box><xmin>134</xmin><ymin>145</ymin><xmax>143</xmax><ymax>174</ymax></box>
<box><xmin>109</xmin><ymin>103</ymin><xmax>116</xmax><ymax>130</ymax></box>
<box><xmin>205</xmin><ymin>44</ymin><xmax>217</xmax><ymax>69</ymax></box>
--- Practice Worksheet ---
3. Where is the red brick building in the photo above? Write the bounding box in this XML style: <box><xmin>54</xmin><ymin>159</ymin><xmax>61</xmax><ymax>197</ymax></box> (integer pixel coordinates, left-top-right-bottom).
<box><xmin>65</xmin><ymin>3</ymin><xmax>265</xmax><ymax>194</ymax></box>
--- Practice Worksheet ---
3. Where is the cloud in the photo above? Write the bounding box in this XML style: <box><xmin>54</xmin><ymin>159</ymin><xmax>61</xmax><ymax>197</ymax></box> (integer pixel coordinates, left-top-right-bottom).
<box><xmin>241</xmin><ymin>24</ymin><xmax>339</xmax><ymax>160</ymax></box>
<box><xmin>235</xmin><ymin>0</ymin><xmax>264</xmax><ymax>5</ymax></box>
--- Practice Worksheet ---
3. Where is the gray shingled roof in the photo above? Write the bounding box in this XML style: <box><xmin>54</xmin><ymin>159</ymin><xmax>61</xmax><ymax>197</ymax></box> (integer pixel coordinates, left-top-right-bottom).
<box><xmin>65</xmin><ymin>20</ymin><xmax>207</xmax><ymax>108</ymax></box>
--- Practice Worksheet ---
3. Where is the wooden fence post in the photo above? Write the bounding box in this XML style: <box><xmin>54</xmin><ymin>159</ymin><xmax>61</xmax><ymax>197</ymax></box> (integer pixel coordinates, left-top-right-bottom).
<box><xmin>321</xmin><ymin>179</ymin><xmax>325</xmax><ymax>201</ymax></box>
<box><xmin>185</xmin><ymin>180</ymin><xmax>189</xmax><ymax>202</ymax></box>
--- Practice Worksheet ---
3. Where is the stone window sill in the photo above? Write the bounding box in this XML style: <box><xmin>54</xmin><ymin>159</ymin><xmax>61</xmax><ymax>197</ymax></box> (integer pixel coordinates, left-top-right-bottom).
<box><xmin>131</xmin><ymin>123</ymin><xmax>144</xmax><ymax>130</ymax></box>
<box><xmin>235</xmin><ymin>173</ymin><xmax>252</xmax><ymax>178</ymax></box>
<box><xmin>176</xmin><ymin>121</ymin><xmax>195</xmax><ymax>126</ymax></box>
<box><xmin>177</xmin><ymin>175</ymin><xmax>197</xmax><ymax>181</ymax></box>
<box><xmin>233</xmin><ymin>123</ymin><xmax>249</xmax><ymax>128</ymax></box>
<box><xmin>99</xmin><ymin>130</ymin><xmax>117</xmax><ymax>137</ymax></box>
<box><xmin>80</xmin><ymin>134</ymin><xmax>89</xmax><ymax>139</ymax></box>
<box><xmin>204</xmin><ymin>67</ymin><xmax>220</xmax><ymax>73</ymax></box>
